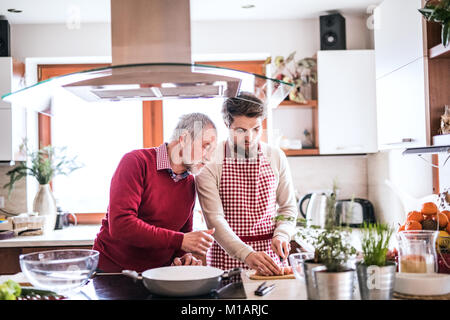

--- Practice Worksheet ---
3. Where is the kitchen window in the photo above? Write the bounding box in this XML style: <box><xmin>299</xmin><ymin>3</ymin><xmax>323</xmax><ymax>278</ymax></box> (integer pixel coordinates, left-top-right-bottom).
<box><xmin>38</xmin><ymin>60</ymin><xmax>266</xmax><ymax>223</ymax></box>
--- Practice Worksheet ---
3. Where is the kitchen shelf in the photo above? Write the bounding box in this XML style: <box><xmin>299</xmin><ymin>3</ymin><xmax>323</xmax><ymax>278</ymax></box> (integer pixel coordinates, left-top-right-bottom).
<box><xmin>278</xmin><ymin>100</ymin><xmax>318</xmax><ymax>108</ymax></box>
<box><xmin>281</xmin><ymin>148</ymin><xmax>320</xmax><ymax>156</ymax></box>
<box><xmin>429</xmin><ymin>43</ymin><xmax>450</xmax><ymax>59</ymax></box>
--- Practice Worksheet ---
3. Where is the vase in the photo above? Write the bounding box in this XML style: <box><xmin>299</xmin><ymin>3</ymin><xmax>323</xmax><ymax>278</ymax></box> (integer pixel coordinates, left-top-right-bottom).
<box><xmin>302</xmin><ymin>259</ymin><xmax>325</xmax><ymax>300</ymax></box>
<box><xmin>33</xmin><ymin>184</ymin><xmax>57</xmax><ymax>234</ymax></box>
<box><xmin>311</xmin><ymin>265</ymin><xmax>356</xmax><ymax>300</ymax></box>
<box><xmin>356</xmin><ymin>261</ymin><xmax>396</xmax><ymax>300</ymax></box>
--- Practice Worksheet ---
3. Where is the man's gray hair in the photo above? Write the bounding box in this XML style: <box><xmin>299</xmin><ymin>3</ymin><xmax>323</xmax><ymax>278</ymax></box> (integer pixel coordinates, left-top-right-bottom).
<box><xmin>170</xmin><ymin>112</ymin><xmax>217</xmax><ymax>141</ymax></box>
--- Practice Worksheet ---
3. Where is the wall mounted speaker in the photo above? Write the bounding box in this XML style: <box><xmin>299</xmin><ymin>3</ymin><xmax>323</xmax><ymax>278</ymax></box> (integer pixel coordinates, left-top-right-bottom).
<box><xmin>0</xmin><ymin>17</ymin><xmax>11</xmax><ymax>57</ymax></box>
<box><xmin>320</xmin><ymin>13</ymin><xmax>346</xmax><ymax>50</ymax></box>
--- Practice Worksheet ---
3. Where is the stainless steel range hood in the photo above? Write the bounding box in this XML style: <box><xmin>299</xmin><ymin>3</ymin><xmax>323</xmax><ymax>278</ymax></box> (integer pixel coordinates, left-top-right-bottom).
<box><xmin>1</xmin><ymin>0</ymin><xmax>293</xmax><ymax>115</ymax></box>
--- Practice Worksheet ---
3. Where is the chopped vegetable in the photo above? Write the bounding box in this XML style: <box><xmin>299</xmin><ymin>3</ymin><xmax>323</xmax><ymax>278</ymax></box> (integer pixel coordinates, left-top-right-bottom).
<box><xmin>0</xmin><ymin>280</ymin><xmax>21</xmax><ymax>300</ymax></box>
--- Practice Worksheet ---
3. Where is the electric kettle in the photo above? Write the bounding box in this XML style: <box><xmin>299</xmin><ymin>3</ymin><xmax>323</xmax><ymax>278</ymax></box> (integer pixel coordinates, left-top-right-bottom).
<box><xmin>298</xmin><ymin>192</ymin><xmax>328</xmax><ymax>228</ymax></box>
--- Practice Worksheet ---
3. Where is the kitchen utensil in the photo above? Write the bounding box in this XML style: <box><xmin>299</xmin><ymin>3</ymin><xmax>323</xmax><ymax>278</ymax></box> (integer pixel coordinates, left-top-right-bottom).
<box><xmin>247</xmin><ymin>270</ymin><xmax>295</xmax><ymax>280</ymax></box>
<box><xmin>254</xmin><ymin>283</ymin><xmax>275</xmax><ymax>296</ymax></box>
<box><xmin>289</xmin><ymin>252</ymin><xmax>315</xmax><ymax>281</ymax></box>
<box><xmin>299</xmin><ymin>192</ymin><xmax>376</xmax><ymax>228</ymax></box>
<box><xmin>397</xmin><ymin>231</ymin><xmax>439</xmax><ymax>273</ymax></box>
<box><xmin>299</xmin><ymin>192</ymin><xmax>328</xmax><ymax>228</ymax></box>
<box><xmin>54</xmin><ymin>210</ymin><xmax>77</xmax><ymax>230</ymax></box>
<box><xmin>335</xmin><ymin>198</ymin><xmax>376</xmax><ymax>227</ymax></box>
<box><xmin>394</xmin><ymin>272</ymin><xmax>450</xmax><ymax>296</ymax></box>
<box><xmin>19</xmin><ymin>249</ymin><xmax>99</xmax><ymax>293</ymax></box>
<box><xmin>122</xmin><ymin>266</ymin><xmax>241</xmax><ymax>297</ymax></box>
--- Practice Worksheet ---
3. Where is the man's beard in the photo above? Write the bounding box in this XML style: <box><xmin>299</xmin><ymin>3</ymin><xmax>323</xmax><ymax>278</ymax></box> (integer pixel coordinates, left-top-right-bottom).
<box><xmin>232</xmin><ymin>141</ymin><xmax>257</xmax><ymax>159</ymax></box>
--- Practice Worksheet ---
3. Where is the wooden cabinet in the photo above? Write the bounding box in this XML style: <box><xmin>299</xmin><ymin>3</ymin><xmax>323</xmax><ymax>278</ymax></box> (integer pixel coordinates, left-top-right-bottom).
<box><xmin>317</xmin><ymin>50</ymin><xmax>378</xmax><ymax>154</ymax></box>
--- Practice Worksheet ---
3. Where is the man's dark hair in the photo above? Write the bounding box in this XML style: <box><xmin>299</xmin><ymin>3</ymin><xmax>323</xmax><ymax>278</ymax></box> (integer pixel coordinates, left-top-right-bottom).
<box><xmin>221</xmin><ymin>92</ymin><xmax>266</xmax><ymax>127</ymax></box>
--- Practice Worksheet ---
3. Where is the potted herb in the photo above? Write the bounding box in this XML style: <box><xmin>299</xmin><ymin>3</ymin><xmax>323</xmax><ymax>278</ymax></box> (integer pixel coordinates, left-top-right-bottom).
<box><xmin>3</xmin><ymin>142</ymin><xmax>82</xmax><ymax>233</ymax></box>
<box><xmin>356</xmin><ymin>222</ymin><xmax>396</xmax><ymax>300</ymax></box>
<box><xmin>296</xmin><ymin>225</ymin><xmax>357</xmax><ymax>299</ymax></box>
<box><xmin>419</xmin><ymin>0</ymin><xmax>450</xmax><ymax>47</ymax></box>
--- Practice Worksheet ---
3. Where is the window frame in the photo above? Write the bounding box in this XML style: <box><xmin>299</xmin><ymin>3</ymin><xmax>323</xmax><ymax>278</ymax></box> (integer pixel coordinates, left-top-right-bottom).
<box><xmin>37</xmin><ymin>60</ymin><xmax>266</xmax><ymax>223</ymax></box>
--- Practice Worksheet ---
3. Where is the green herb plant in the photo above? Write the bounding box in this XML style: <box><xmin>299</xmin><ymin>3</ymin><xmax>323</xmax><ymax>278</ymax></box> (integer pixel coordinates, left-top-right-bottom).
<box><xmin>360</xmin><ymin>222</ymin><xmax>394</xmax><ymax>266</ymax></box>
<box><xmin>296</xmin><ymin>179</ymin><xmax>357</xmax><ymax>272</ymax></box>
<box><xmin>419</xmin><ymin>0</ymin><xmax>450</xmax><ymax>47</ymax></box>
<box><xmin>3</xmin><ymin>141</ymin><xmax>83</xmax><ymax>197</ymax></box>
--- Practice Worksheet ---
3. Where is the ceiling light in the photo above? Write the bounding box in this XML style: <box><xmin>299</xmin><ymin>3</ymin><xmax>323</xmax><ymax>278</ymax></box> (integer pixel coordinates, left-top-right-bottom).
<box><xmin>241</xmin><ymin>4</ymin><xmax>255</xmax><ymax>9</ymax></box>
<box><xmin>7</xmin><ymin>9</ymin><xmax>22</xmax><ymax>13</ymax></box>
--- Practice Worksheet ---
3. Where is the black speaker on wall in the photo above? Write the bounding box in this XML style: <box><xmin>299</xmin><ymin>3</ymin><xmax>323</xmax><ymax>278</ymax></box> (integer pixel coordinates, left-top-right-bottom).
<box><xmin>320</xmin><ymin>13</ymin><xmax>346</xmax><ymax>50</ymax></box>
<box><xmin>0</xmin><ymin>16</ymin><xmax>11</xmax><ymax>57</ymax></box>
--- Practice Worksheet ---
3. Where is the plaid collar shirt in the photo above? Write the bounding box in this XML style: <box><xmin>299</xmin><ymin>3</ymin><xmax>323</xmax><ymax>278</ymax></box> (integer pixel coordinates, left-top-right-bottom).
<box><xmin>155</xmin><ymin>143</ymin><xmax>190</xmax><ymax>182</ymax></box>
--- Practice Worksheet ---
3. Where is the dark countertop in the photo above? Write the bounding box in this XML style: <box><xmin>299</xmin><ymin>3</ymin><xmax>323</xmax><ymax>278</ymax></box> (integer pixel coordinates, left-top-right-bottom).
<box><xmin>70</xmin><ymin>273</ymin><xmax>246</xmax><ymax>300</ymax></box>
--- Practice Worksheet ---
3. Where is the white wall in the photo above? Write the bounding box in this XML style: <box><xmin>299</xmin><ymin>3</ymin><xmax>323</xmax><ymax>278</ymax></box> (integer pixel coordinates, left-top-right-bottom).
<box><xmin>367</xmin><ymin>150</ymin><xmax>434</xmax><ymax>227</ymax></box>
<box><xmin>11</xmin><ymin>14</ymin><xmax>373</xmax><ymax>61</ymax></box>
<box><xmin>11</xmin><ymin>23</ymin><xmax>112</xmax><ymax>60</ymax></box>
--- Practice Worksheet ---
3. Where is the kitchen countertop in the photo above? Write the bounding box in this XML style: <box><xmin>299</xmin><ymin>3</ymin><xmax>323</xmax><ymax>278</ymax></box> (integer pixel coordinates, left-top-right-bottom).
<box><xmin>0</xmin><ymin>269</ymin><xmax>308</xmax><ymax>300</ymax></box>
<box><xmin>0</xmin><ymin>225</ymin><xmax>101</xmax><ymax>248</ymax></box>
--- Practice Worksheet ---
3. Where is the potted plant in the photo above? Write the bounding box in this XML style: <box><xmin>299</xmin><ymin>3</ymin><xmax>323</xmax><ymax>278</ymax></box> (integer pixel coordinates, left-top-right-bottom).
<box><xmin>306</xmin><ymin>227</ymin><xmax>357</xmax><ymax>300</ymax></box>
<box><xmin>3</xmin><ymin>142</ymin><xmax>82</xmax><ymax>233</ymax></box>
<box><xmin>264</xmin><ymin>52</ymin><xmax>317</xmax><ymax>103</ymax></box>
<box><xmin>356</xmin><ymin>222</ymin><xmax>396</xmax><ymax>300</ymax></box>
<box><xmin>419</xmin><ymin>0</ymin><xmax>450</xmax><ymax>47</ymax></box>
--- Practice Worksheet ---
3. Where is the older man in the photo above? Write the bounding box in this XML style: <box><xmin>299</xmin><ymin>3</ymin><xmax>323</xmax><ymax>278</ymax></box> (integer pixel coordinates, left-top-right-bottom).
<box><xmin>93</xmin><ymin>113</ymin><xmax>218</xmax><ymax>272</ymax></box>
<box><xmin>196</xmin><ymin>93</ymin><xmax>298</xmax><ymax>276</ymax></box>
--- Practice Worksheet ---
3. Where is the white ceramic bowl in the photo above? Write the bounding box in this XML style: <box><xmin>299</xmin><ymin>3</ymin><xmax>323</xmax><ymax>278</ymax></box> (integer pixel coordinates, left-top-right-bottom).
<box><xmin>394</xmin><ymin>272</ymin><xmax>450</xmax><ymax>296</ymax></box>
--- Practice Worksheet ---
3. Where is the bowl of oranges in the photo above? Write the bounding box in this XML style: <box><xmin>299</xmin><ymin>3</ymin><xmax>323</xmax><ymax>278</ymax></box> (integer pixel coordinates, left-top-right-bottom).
<box><xmin>398</xmin><ymin>202</ymin><xmax>450</xmax><ymax>274</ymax></box>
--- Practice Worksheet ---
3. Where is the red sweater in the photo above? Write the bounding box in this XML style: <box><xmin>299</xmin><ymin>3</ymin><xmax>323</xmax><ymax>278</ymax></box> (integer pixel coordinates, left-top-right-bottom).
<box><xmin>93</xmin><ymin>147</ymin><xmax>195</xmax><ymax>272</ymax></box>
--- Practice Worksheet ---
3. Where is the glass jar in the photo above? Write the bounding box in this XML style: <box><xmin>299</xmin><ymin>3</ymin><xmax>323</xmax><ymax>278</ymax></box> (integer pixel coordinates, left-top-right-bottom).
<box><xmin>397</xmin><ymin>230</ymin><xmax>439</xmax><ymax>273</ymax></box>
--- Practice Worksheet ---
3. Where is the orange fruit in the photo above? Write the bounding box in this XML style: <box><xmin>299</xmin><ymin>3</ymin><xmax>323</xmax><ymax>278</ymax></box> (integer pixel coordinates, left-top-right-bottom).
<box><xmin>407</xmin><ymin>211</ymin><xmax>424</xmax><ymax>223</ymax></box>
<box><xmin>447</xmin><ymin>222</ymin><xmax>450</xmax><ymax>234</ymax></box>
<box><xmin>424</xmin><ymin>213</ymin><xmax>436</xmax><ymax>221</ymax></box>
<box><xmin>405</xmin><ymin>220</ymin><xmax>422</xmax><ymax>231</ymax></box>
<box><xmin>436</xmin><ymin>212</ymin><xmax>449</xmax><ymax>228</ymax></box>
<box><xmin>398</xmin><ymin>224</ymin><xmax>405</xmax><ymax>232</ymax></box>
<box><xmin>442</xmin><ymin>210</ymin><xmax>450</xmax><ymax>221</ymax></box>
<box><xmin>421</xmin><ymin>202</ymin><xmax>438</xmax><ymax>215</ymax></box>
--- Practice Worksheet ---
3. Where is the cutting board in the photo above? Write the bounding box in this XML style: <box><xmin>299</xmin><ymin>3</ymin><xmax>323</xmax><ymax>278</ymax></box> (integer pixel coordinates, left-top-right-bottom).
<box><xmin>246</xmin><ymin>270</ymin><xmax>295</xmax><ymax>280</ymax></box>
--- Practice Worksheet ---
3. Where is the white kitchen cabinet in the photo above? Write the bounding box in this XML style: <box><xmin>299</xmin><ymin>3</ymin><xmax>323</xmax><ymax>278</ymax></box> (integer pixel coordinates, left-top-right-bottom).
<box><xmin>317</xmin><ymin>50</ymin><xmax>378</xmax><ymax>155</ymax></box>
<box><xmin>0</xmin><ymin>57</ymin><xmax>26</xmax><ymax>162</ymax></box>
<box><xmin>373</xmin><ymin>0</ymin><xmax>425</xmax><ymax>80</ymax></box>
<box><xmin>376</xmin><ymin>58</ymin><xmax>428</xmax><ymax>150</ymax></box>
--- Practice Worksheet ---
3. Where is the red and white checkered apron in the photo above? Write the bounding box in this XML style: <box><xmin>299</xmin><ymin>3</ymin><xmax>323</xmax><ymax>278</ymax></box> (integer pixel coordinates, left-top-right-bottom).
<box><xmin>206</xmin><ymin>143</ymin><xmax>287</xmax><ymax>270</ymax></box>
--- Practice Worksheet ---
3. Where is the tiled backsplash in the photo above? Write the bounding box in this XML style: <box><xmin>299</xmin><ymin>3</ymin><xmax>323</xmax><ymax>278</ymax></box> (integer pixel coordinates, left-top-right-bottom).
<box><xmin>287</xmin><ymin>154</ymin><xmax>369</xmax><ymax>202</ymax></box>
<box><xmin>0</xmin><ymin>163</ymin><xmax>28</xmax><ymax>214</ymax></box>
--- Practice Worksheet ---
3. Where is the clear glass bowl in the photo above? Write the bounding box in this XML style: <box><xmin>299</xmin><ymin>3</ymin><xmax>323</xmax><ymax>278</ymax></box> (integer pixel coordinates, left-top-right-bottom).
<box><xmin>289</xmin><ymin>252</ymin><xmax>315</xmax><ymax>280</ymax></box>
<box><xmin>19</xmin><ymin>249</ymin><xmax>99</xmax><ymax>293</ymax></box>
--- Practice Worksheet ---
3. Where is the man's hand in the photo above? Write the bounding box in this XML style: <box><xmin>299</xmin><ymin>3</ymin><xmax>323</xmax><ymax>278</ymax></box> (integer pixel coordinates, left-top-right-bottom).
<box><xmin>181</xmin><ymin>228</ymin><xmax>215</xmax><ymax>256</ymax></box>
<box><xmin>172</xmin><ymin>253</ymin><xmax>202</xmax><ymax>266</ymax></box>
<box><xmin>244</xmin><ymin>251</ymin><xmax>281</xmax><ymax>276</ymax></box>
<box><xmin>271</xmin><ymin>237</ymin><xmax>291</xmax><ymax>263</ymax></box>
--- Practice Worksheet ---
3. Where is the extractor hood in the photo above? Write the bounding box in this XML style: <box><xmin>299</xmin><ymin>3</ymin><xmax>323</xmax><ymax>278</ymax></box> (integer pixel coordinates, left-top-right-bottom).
<box><xmin>1</xmin><ymin>0</ymin><xmax>293</xmax><ymax>115</ymax></box>
<box><xmin>403</xmin><ymin>135</ymin><xmax>450</xmax><ymax>155</ymax></box>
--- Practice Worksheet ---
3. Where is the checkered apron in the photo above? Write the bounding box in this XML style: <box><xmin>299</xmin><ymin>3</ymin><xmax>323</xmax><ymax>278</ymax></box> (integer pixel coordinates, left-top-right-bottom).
<box><xmin>206</xmin><ymin>143</ymin><xmax>287</xmax><ymax>271</ymax></box>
